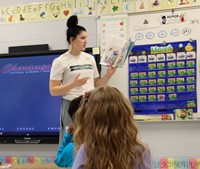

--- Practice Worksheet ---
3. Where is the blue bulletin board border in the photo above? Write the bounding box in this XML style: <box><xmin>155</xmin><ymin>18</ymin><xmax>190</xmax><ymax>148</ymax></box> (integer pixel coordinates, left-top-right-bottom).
<box><xmin>128</xmin><ymin>40</ymin><xmax>197</xmax><ymax>115</ymax></box>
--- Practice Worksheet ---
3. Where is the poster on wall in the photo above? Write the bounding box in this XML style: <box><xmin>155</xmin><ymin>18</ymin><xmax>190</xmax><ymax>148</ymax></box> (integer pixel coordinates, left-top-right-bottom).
<box><xmin>129</xmin><ymin>40</ymin><xmax>197</xmax><ymax>115</ymax></box>
<box><xmin>99</xmin><ymin>14</ymin><xmax>128</xmax><ymax>54</ymax></box>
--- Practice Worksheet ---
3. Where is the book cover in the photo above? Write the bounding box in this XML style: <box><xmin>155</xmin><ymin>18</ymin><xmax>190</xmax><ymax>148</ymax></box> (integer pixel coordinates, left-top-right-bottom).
<box><xmin>100</xmin><ymin>37</ymin><xmax>134</xmax><ymax>68</ymax></box>
<box><xmin>175</xmin><ymin>108</ymin><xmax>193</xmax><ymax>120</ymax></box>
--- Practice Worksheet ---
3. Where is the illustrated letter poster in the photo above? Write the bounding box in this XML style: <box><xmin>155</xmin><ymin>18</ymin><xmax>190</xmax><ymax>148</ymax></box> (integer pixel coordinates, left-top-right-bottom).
<box><xmin>129</xmin><ymin>40</ymin><xmax>197</xmax><ymax>115</ymax></box>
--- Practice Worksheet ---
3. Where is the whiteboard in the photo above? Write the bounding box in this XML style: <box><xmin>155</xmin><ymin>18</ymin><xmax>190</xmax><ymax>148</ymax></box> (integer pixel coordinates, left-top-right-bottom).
<box><xmin>128</xmin><ymin>7</ymin><xmax>200</xmax><ymax>118</ymax></box>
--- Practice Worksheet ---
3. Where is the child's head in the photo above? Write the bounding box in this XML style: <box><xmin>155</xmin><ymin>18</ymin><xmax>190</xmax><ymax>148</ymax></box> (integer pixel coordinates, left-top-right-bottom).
<box><xmin>74</xmin><ymin>86</ymin><xmax>138</xmax><ymax>143</ymax></box>
<box><xmin>68</xmin><ymin>95</ymin><xmax>83</xmax><ymax>121</ymax></box>
<box><xmin>84</xmin><ymin>85</ymin><xmax>134</xmax><ymax>126</ymax></box>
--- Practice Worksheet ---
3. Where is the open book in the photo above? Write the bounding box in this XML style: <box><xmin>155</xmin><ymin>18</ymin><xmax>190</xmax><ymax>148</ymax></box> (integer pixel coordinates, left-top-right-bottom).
<box><xmin>100</xmin><ymin>37</ymin><xmax>134</xmax><ymax>68</ymax></box>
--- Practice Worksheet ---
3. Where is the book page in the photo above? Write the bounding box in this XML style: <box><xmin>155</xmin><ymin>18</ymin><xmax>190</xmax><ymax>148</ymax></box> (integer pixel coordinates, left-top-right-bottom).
<box><xmin>115</xmin><ymin>39</ymin><xmax>134</xmax><ymax>68</ymax></box>
<box><xmin>100</xmin><ymin>37</ymin><xmax>126</xmax><ymax>67</ymax></box>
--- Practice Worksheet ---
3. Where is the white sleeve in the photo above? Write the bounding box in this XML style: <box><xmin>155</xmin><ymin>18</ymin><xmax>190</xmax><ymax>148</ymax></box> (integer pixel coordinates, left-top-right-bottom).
<box><xmin>50</xmin><ymin>58</ymin><xmax>64</xmax><ymax>80</ymax></box>
<box><xmin>72</xmin><ymin>144</ymin><xmax>86</xmax><ymax>169</ymax></box>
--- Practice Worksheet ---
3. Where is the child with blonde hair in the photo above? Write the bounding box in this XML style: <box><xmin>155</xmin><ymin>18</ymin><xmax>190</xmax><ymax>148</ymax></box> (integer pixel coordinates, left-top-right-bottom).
<box><xmin>73</xmin><ymin>86</ymin><xmax>151</xmax><ymax>169</ymax></box>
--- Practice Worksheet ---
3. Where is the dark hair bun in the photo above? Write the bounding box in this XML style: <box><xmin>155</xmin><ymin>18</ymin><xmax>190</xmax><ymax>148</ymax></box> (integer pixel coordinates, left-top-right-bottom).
<box><xmin>67</xmin><ymin>15</ymin><xmax>78</xmax><ymax>28</ymax></box>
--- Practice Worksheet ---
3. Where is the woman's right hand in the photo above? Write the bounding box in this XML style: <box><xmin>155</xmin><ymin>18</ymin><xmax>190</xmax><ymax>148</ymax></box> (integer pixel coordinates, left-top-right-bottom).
<box><xmin>73</xmin><ymin>74</ymin><xmax>89</xmax><ymax>87</ymax></box>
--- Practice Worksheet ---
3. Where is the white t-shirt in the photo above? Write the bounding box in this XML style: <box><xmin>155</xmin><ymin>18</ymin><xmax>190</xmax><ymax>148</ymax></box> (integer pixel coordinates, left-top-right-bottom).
<box><xmin>50</xmin><ymin>51</ymin><xmax>100</xmax><ymax>100</ymax></box>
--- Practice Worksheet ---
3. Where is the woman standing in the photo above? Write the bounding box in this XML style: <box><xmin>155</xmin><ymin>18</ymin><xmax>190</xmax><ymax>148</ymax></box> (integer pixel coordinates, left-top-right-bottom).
<box><xmin>49</xmin><ymin>15</ymin><xmax>116</xmax><ymax>145</ymax></box>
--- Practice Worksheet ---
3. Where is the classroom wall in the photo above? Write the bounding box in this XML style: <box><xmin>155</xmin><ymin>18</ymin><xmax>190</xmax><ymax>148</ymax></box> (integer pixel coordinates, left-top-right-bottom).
<box><xmin>1</xmin><ymin>120</ymin><xmax>200</xmax><ymax>159</ymax></box>
<box><xmin>0</xmin><ymin>17</ymin><xmax>97</xmax><ymax>54</ymax></box>
<box><xmin>0</xmin><ymin>0</ymin><xmax>97</xmax><ymax>54</ymax></box>
<box><xmin>0</xmin><ymin>1</ymin><xmax>200</xmax><ymax>160</ymax></box>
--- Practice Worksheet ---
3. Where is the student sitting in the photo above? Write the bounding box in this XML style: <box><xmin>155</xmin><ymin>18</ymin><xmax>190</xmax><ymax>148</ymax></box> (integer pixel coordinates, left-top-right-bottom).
<box><xmin>54</xmin><ymin>95</ymin><xmax>83</xmax><ymax>168</ymax></box>
<box><xmin>73</xmin><ymin>86</ymin><xmax>152</xmax><ymax>169</ymax></box>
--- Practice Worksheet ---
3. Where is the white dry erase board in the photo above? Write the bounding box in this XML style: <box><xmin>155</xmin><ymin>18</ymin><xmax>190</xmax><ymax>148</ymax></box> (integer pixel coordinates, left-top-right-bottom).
<box><xmin>127</xmin><ymin>7</ymin><xmax>200</xmax><ymax>119</ymax></box>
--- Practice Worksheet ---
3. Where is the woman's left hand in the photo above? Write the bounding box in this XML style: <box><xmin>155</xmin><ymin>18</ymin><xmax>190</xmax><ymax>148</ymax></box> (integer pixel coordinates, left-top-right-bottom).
<box><xmin>67</xmin><ymin>123</ymin><xmax>75</xmax><ymax>135</ymax></box>
<box><xmin>106</xmin><ymin>65</ymin><xmax>117</xmax><ymax>78</ymax></box>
